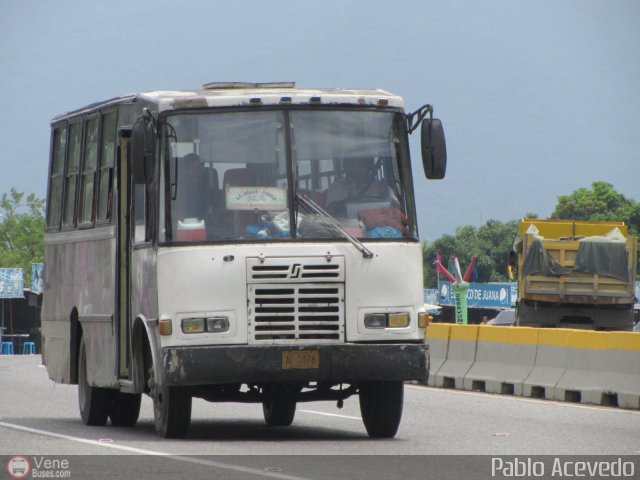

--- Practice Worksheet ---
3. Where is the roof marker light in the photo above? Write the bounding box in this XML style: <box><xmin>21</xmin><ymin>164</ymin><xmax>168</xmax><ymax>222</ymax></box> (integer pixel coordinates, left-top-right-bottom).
<box><xmin>280</xmin><ymin>96</ymin><xmax>292</xmax><ymax>104</ymax></box>
<box><xmin>249</xmin><ymin>97</ymin><xmax>262</xmax><ymax>105</ymax></box>
<box><xmin>357</xmin><ymin>97</ymin><xmax>366</xmax><ymax>105</ymax></box>
<box><xmin>378</xmin><ymin>98</ymin><xmax>389</xmax><ymax>106</ymax></box>
<box><xmin>309</xmin><ymin>96</ymin><xmax>322</xmax><ymax>104</ymax></box>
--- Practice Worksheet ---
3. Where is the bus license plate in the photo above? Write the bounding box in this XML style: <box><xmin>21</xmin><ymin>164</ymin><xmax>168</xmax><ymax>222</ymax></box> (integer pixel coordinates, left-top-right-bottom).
<box><xmin>282</xmin><ymin>350</ymin><xmax>320</xmax><ymax>369</ymax></box>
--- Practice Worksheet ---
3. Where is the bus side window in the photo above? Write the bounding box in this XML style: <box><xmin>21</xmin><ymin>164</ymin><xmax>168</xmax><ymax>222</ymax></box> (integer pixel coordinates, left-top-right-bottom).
<box><xmin>79</xmin><ymin>116</ymin><xmax>99</xmax><ymax>225</ymax></box>
<box><xmin>63</xmin><ymin>122</ymin><xmax>82</xmax><ymax>227</ymax></box>
<box><xmin>97</xmin><ymin>111</ymin><xmax>117</xmax><ymax>223</ymax></box>
<box><xmin>46</xmin><ymin>126</ymin><xmax>67</xmax><ymax>230</ymax></box>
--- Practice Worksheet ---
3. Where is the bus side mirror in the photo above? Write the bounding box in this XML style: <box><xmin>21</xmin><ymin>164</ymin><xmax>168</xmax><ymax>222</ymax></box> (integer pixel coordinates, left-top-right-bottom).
<box><xmin>131</xmin><ymin>118</ymin><xmax>155</xmax><ymax>184</ymax></box>
<box><xmin>421</xmin><ymin>118</ymin><xmax>447</xmax><ymax>179</ymax></box>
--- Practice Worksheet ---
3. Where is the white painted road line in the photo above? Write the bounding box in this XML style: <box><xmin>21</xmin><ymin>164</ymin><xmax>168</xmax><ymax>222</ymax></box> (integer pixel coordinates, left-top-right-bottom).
<box><xmin>298</xmin><ymin>410</ymin><xmax>361</xmax><ymax>420</ymax></box>
<box><xmin>0</xmin><ymin>421</ymin><xmax>312</xmax><ymax>480</ymax></box>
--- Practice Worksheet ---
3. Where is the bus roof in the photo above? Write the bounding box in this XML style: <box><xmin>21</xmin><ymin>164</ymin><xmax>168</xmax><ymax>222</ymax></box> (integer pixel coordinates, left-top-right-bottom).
<box><xmin>51</xmin><ymin>84</ymin><xmax>404</xmax><ymax>123</ymax></box>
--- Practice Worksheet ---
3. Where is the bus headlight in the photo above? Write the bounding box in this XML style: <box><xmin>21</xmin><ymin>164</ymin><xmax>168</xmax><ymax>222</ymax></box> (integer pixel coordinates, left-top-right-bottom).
<box><xmin>387</xmin><ymin>313</ymin><xmax>409</xmax><ymax>328</ymax></box>
<box><xmin>364</xmin><ymin>313</ymin><xmax>387</xmax><ymax>329</ymax></box>
<box><xmin>206</xmin><ymin>316</ymin><xmax>230</xmax><ymax>332</ymax></box>
<box><xmin>181</xmin><ymin>316</ymin><xmax>230</xmax><ymax>334</ymax></box>
<box><xmin>364</xmin><ymin>313</ymin><xmax>409</xmax><ymax>329</ymax></box>
<box><xmin>182</xmin><ymin>318</ymin><xmax>205</xmax><ymax>334</ymax></box>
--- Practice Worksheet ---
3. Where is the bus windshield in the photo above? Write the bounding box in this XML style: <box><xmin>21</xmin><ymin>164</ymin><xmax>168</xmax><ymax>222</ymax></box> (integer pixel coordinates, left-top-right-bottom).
<box><xmin>160</xmin><ymin>109</ymin><xmax>415</xmax><ymax>242</ymax></box>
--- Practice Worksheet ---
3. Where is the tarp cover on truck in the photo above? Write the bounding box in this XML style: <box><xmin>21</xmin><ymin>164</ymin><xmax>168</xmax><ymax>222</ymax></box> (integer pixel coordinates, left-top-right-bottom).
<box><xmin>521</xmin><ymin>239</ymin><xmax>571</xmax><ymax>277</ymax></box>
<box><xmin>573</xmin><ymin>236</ymin><xmax>630</xmax><ymax>282</ymax></box>
<box><xmin>521</xmin><ymin>235</ymin><xmax>630</xmax><ymax>282</ymax></box>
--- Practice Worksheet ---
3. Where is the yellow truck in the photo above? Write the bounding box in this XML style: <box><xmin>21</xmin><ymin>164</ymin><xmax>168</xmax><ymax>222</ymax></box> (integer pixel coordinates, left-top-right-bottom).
<box><xmin>511</xmin><ymin>218</ymin><xmax>637</xmax><ymax>331</ymax></box>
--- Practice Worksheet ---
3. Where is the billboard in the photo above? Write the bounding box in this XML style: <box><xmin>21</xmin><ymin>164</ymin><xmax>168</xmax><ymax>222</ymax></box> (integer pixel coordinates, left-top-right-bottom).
<box><xmin>0</xmin><ymin>268</ymin><xmax>24</xmax><ymax>298</ymax></box>
<box><xmin>31</xmin><ymin>263</ymin><xmax>44</xmax><ymax>294</ymax></box>
<box><xmin>438</xmin><ymin>281</ymin><xmax>513</xmax><ymax>309</ymax></box>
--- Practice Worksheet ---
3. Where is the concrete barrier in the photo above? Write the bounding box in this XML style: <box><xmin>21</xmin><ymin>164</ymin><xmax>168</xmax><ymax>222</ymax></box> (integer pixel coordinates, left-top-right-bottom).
<box><xmin>424</xmin><ymin>323</ymin><xmax>640</xmax><ymax>410</ymax></box>
<box><xmin>424</xmin><ymin>323</ymin><xmax>451</xmax><ymax>387</ymax></box>
<box><xmin>463</xmin><ymin>326</ymin><xmax>539</xmax><ymax>395</ymax></box>
<box><xmin>553</xmin><ymin>330</ymin><xmax>640</xmax><ymax>409</ymax></box>
<box><xmin>431</xmin><ymin>325</ymin><xmax>478</xmax><ymax>389</ymax></box>
<box><xmin>522</xmin><ymin>328</ymin><xmax>572</xmax><ymax>400</ymax></box>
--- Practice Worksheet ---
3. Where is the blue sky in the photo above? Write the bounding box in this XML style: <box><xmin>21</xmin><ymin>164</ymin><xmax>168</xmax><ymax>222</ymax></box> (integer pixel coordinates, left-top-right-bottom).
<box><xmin>1</xmin><ymin>0</ymin><xmax>638</xmax><ymax>239</ymax></box>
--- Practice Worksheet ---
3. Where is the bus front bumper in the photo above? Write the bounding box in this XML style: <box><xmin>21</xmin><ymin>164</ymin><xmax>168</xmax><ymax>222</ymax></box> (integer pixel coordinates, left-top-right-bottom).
<box><xmin>161</xmin><ymin>343</ymin><xmax>429</xmax><ymax>386</ymax></box>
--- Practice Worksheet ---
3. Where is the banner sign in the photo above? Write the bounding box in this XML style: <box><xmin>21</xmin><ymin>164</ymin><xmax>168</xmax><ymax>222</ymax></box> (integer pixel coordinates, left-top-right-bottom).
<box><xmin>0</xmin><ymin>268</ymin><xmax>24</xmax><ymax>298</ymax></box>
<box><xmin>424</xmin><ymin>289</ymin><xmax>439</xmax><ymax>306</ymax></box>
<box><xmin>438</xmin><ymin>281</ymin><xmax>512</xmax><ymax>309</ymax></box>
<box><xmin>225</xmin><ymin>187</ymin><xmax>287</xmax><ymax>211</ymax></box>
<box><xmin>452</xmin><ymin>282</ymin><xmax>469</xmax><ymax>324</ymax></box>
<box><xmin>31</xmin><ymin>263</ymin><xmax>44</xmax><ymax>294</ymax></box>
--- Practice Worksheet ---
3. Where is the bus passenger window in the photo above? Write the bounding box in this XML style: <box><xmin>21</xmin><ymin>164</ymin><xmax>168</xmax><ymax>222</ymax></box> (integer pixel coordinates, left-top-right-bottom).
<box><xmin>47</xmin><ymin>126</ymin><xmax>67</xmax><ymax>229</ymax></box>
<box><xmin>97</xmin><ymin>111</ymin><xmax>116</xmax><ymax>222</ymax></box>
<box><xmin>63</xmin><ymin>123</ymin><xmax>82</xmax><ymax>227</ymax></box>
<box><xmin>80</xmin><ymin>117</ymin><xmax>99</xmax><ymax>225</ymax></box>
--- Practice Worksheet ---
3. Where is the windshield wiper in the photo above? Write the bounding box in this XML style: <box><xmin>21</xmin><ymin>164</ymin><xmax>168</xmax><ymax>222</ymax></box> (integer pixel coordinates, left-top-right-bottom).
<box><xmin>295</xmin><ymin>192</ymin><xmax>374</xmax><ymax>259</ymax></box>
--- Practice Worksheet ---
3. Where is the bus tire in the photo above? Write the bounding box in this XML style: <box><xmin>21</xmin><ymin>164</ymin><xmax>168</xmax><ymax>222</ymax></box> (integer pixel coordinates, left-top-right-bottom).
<box><xmin>262</xmin><ymin>400</ymin><xmax>296</xmax><ymax>427</ymax></box>
<box><xmin>78</xmin><ymin>336</ymin><xmax>112</xmax><ymax>426</ymax></box>
<box><xmin>153</xmin><ymin>381</ymin><xmax>192</xmax><ymax>438</ymax></box>
<box><xmin>109</xmin><ymin>392</ymin><xmax>142</xmax><ymax>427</ymax></box>
<box><xmin>359</xmin><ymin>381</ymin><xmax>404</xmax><ymax>438</ymax></box>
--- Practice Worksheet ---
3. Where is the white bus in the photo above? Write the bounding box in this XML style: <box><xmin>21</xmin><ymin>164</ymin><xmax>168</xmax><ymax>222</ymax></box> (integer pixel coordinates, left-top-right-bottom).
<box><xmin>42</xmin><ymin>82</ymin><xmax>446</xmax><ymax>438</ymax></box>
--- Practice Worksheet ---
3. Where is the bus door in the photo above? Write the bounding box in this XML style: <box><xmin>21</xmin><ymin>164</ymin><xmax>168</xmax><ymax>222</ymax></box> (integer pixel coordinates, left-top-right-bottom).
<box><xmin>116</xmin><ymin>129</ymin><xmax>132</xmax><ymax>379</ymax></box>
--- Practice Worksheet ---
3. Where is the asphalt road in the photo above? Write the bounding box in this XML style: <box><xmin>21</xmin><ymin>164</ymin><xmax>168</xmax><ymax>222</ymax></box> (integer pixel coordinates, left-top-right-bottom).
<box><xmin>1</xmin><ymin>355</ymin><xmax>638</xmax><ymax>479</ymax></box>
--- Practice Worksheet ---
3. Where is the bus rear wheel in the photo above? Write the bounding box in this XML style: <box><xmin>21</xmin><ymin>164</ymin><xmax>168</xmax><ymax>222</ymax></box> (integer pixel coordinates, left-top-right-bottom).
<box><xmin>151</xmin><ymin>367</ymin><xmax>192</xmax><ymax>438</ymax></box>
<box><xmin>262</xmin><ymin>399</ymin><xmax>296</xmax><ymax>427</ymax></box>
<box><xmin>78</xmin><ymin>336</ymin><xmax>112</xmax><ymax>426</ymax></box>
<box><xmin>109</xmin><ymin>392</ymin><xmax>141</xmax><ymax>427</ymax></box>
<box><xmin>358</xmin><ymin>381</ymin><xmax>404</xmax><ymax>438</ymax></box>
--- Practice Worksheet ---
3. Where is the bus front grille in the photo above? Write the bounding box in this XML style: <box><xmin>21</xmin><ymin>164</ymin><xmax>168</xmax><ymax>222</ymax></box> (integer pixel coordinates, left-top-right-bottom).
<box><xmin>248</xmin><ymin>284</ymin><xmax>344</xmax><ymax>343</ymax></box>
<box><xmin>246</xmin><ymin>256</ymin><xmax>345</xmax><ymax>283</ymax></box>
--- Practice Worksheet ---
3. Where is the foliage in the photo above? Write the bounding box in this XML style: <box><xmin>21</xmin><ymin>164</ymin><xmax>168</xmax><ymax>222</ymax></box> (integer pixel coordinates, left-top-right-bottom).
<box><xmin>0</xmin><ymin>188</ymin><xmax>45</xmax><ymax>285</ymax></box>
<box><xmin>421</xmin><ymin>183</ymin><xmax>639</xmax><ymax>288</ymax></box>
<box><xmin>423</xmin><ymin>219</ymin><xmax>519</xmax><ymax>288</ymax></box>
<box><xmin>552</xmin><ymin>181</ymin><xmax>640</xmax><ymax>278</ymax></box>
<box><xmin>551</xmin><ymin>181</ymin><xmax>640</xmax><ymax>236</ymax></box>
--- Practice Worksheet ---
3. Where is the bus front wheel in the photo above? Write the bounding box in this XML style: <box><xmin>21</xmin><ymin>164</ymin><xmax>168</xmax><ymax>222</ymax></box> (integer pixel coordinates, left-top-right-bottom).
<box><xmin>358</xmin><ymin>381</ymin><xmax>404</xmax><ymax>438</ymax></box>
<box><xmin>262</xmin><ymin>399</ymin><xmax>296</xmax><ymax>427</ymax></box>
<box><xmin>78</xmin><ymin>336</ymin><xmax>112</xmax><ymax>426</ymax></box>
<box><xmin>151</xmin><ymin>368</ymin><xmax>192</xmax><ymax>438</ymax></box>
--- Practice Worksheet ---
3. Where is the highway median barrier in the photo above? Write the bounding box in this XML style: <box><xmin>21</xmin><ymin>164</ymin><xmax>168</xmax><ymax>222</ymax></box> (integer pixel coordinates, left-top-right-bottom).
<box><xmin>424</xmin><ymin>323</ymin><xmax>640</xmax><ymax>410</ymax></box>
<box><xmin>424</xmin><ymin>323</ymin><xmax>451</xmax><ymax>387</ymax></box>
<box><xmin>553</xmin><ymin>330</ymin><xmax>640</xmax><ymax>409</ymax></box>
<box><xmin>463</xmin><ymin>326</ymin><xmax>539</xmax><ymax>395</ymax></box>
<box><xmin>430</xmin><ymin>324</ymin><xmax>478</xmax><ymax>389</ymax></box>
<box><xmin>522</xmin><ymin>328</ymin><xmax>572</xmax><ymax>400</ymax></box>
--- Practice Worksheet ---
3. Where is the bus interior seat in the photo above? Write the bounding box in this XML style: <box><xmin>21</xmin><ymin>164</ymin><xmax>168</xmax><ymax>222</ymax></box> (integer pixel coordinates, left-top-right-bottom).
<box><xmin>223</xmin><ymin>168</ymin><xmax>255</xmax><ymax>189</ymax></box>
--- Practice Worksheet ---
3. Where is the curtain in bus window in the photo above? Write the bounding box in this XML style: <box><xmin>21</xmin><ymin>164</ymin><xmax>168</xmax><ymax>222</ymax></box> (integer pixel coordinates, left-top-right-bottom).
<box><xmin>80</xmin><ymin>117</ymin><xmax>99</xmax><ymax>224</ymax></box>
<box><xmin>47</xmin><ymin>126</ymin><xmax>67</xmax><ymax>229</ymax></box>
<box><xmin>64</xmin><ymin>123</ymin><xmax>82</xmax><ymax>226</ymax></box>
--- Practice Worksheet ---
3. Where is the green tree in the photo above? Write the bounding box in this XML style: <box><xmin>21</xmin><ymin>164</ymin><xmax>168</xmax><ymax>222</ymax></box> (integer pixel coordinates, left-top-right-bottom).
<box><xmin>422</xmin><ymin>219</ymin><xmax>519</xmax><ymax>288</ymax></box>
<box><xmin>551</xmin><ymin>181</ymin><xmax>640</xmax><ymax>236</ymax></box>
<box><xmin>0</xmin><ymin>188</ymin><xmax>45</xmax><ymax>285</ymax></box>
<box><xmin>551</xmin><ymin>182</ymin><xmax>640</xmax><ymax>277</ymax></box>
